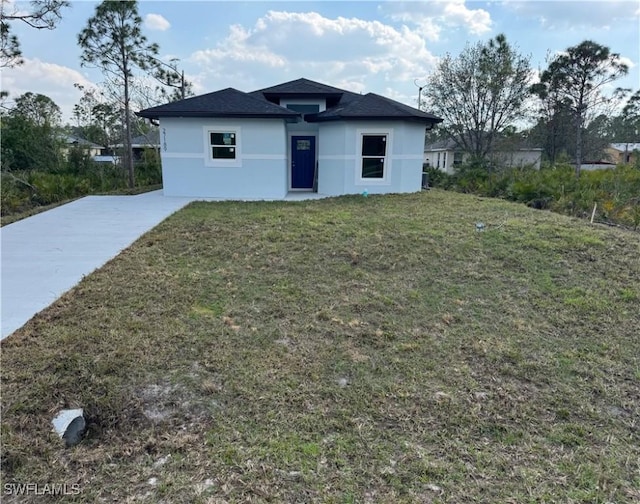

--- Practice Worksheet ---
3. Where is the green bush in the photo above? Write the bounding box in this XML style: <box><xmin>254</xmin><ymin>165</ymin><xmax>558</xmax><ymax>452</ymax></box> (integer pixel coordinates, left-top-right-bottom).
<box><xmin>435</xmin><ymin>160</ymin><xmax>640</xmax><ymax>229</ymax></box>
<box><xmin>422</xmin><ymin>165</ymin><xmax>454</xmax><ymax>189</ymax></box>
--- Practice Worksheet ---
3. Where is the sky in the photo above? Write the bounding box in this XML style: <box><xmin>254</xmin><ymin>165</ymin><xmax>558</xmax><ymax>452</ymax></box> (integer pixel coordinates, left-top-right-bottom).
<box><xmin>1</xmin><ymin>0</ymin><xmax>639</xmax><ymax>124</ymax></box>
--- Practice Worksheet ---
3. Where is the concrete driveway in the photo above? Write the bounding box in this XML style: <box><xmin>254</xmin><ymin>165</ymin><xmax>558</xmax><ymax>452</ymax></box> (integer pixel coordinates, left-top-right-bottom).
<box><xmin>1</xmin><ymin>191</ymin><xmax>195</xmax><ymax>340</ymax></box>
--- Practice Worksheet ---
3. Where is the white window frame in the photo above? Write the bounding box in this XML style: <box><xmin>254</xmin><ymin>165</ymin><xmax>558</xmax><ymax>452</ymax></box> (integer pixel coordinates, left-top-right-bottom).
<box><xmin>203</xmin><ymin>126</ymin><xmax>242</xmax><ymax>167</ymax></box>
<box><xmin>356</xmin><ymin>129</ymin><xmax>392</xmax><ymax>185</ymax></box>
<box><xmin>279</xmin><ymin>98</ymin><xmax>326</xmax><ymax>112</ymax></box>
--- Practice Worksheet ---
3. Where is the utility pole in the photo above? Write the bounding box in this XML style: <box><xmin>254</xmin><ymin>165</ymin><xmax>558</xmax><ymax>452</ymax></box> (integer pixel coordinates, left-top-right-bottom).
<box><xmin>414</xmin><ymin>79</ymin><xmax>425</xmax><ymax>110</ymax></box>
<box><xmin>151</xmin><ymin>56</ymin><xmax>186</xmax><ymax>101</ymax></box>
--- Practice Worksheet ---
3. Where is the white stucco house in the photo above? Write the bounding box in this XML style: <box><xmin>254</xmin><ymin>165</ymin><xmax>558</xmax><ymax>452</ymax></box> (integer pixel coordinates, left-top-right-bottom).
<box><xmin>424</xmin><ymin>138</ymin><xmax>543</xmax><ymax>174</ymax></box>
<box><xmin>137</xmin><ymin>78</ymin><xmax>442</xmax><ymax>199</ymax></box>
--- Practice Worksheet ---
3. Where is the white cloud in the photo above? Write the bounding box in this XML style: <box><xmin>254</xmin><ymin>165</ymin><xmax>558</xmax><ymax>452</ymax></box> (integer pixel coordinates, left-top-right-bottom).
<box><xmin>446</xmin><ymin>1</ymin><xmax>492</xmax><ymax>34</ymax></box>
<box><xmin>1</xmin><ymin>58</ymin><xmax>95</xmax><ymax>121</ymax></box>
<box><xmin>618</xmin><ymin>56</ymin><xmax>636</xmax><ymax>69</ymax></box>
<box><xmin>384</xmin><ymin>0</ymin><xmax>493</xmax><ymax>39</ymax></box>
<box><xmin>188</xmin><ymin>10</ymin><xmax>439</xmax><ymax>98</ymax></box>
<box><xmin>144</xmin><ymin>13</ymin><xmax>171</xmax><ymax>31</ymax></box>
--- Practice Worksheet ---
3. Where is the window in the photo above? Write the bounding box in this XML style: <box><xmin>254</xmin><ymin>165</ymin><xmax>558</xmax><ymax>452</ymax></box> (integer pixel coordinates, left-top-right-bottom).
<box><xmin>361</xmin><ymin>134</ymin><xmax>387</xmax><ymax>179</ymax></box>
<box><xmin>297</xmin><ymin>139</ymin><xmax>311</xmax><ymax>150</ymax></box>
<box><xmin>286</xmin><ymin>104</ymin><xmax>320</xmax><ymax>114</ymax></box>
<box><xmin>437</xmin><ymin>152</ymin><xmax>441</xmax><ymax>168</ymax></box>
<box><xmin>453</xmin><ymin>152</ymin><xmax>463</xmax><ymax>166</ymax></box>
<box><xmin>210</xmin><ymin>131</ymin><xmax>236</xmax><ymax>160</ymax></box>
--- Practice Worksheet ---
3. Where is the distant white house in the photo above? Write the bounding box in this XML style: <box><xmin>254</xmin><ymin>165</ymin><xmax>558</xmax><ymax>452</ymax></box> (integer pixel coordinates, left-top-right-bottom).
<box><xmin>424</xmin><ymin>138</ymin><xmax>543</xmax><ymax>173</ymax></box>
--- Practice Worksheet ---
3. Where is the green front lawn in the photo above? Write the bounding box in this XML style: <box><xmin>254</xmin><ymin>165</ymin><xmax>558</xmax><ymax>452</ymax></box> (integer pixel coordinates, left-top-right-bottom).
<box><xmin>2</xmin><ymin>190</ymin><xmax>638</xmax><ymax>502</ymax></box>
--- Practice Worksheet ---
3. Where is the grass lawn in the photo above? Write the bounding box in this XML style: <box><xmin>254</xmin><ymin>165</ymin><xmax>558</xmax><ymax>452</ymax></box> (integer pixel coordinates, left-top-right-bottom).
<box><xmin>0</xmin><ymin>184</ymin><xmax>163</xmax><ymax>227</ymax></box>
<box><xmin>1</xmin><ymin>190</ymin><xmax>638</xmax><ymax>503</ymax></box>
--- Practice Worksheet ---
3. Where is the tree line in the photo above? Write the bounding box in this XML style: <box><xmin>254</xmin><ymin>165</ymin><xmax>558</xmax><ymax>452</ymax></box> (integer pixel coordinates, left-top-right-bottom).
<box><xmin>423</xmin><ymin>35</ymin><xmax>637</xmax><ymax>177</ymax></box>
<box><xmin>1</xmin><ymin>2</ymin><xmax>637</xmax><ymax>197</ymax></box>
<box><xmin>1</xmin><ymin>0</ymin><xmax>193</xmax><ymax>188</ymax></box>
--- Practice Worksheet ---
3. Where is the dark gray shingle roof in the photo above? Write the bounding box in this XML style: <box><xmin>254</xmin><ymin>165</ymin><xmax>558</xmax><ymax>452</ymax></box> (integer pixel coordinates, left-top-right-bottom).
<box><xmin>251</xmin><ymin>78</ymin><xmax>359</xmax><ymax>99</ymax></box>
<box><xmin>306</xmin><ymin>93</ymin><xmax>442</xmax><ymax>124</ymax></box>
<box><xmin>137</xmin><ymin>79</ymin><xmax>443</xmax><ymax>124</ymax></box>
<box><xmin>137</xmin><ymin>88</ymin><xmax>300</xmax><ymax>120</ymax></box>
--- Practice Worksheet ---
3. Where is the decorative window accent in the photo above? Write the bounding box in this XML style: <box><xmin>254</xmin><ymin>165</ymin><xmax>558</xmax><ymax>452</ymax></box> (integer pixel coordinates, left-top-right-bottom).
<box><xmin>297</xmin><ymin>139</ymin><xmax>311</xmax><ymax>150</ymax></box>
<box><xmin>210</xmin><ymin>132</ymin><xmax>236</xmax><ymax>159</ymax></box>
<box><xmin>286</xmin><ymin>104</ymin><xmax>320</xmax><ymax>114</ymax></box>
<box><xmin>361</xmin><ymin>134</ymin><xmax>387</xmax><ymax>179</ymax></box>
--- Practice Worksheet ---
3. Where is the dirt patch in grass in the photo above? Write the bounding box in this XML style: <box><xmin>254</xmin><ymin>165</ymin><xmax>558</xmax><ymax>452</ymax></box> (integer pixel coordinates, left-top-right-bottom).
<box><xmin>2</xmin><ymin>190</ymin><xmax>639</xmax><ymax>502</ymax></box>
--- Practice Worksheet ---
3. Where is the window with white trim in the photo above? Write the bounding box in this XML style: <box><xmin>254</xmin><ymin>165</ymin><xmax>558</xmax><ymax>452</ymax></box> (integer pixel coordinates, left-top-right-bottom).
<box><xmin>361</xmin><ymin>134</ymin><xmax>387</xmax><ymax>179</ymax></box>
<box><xmin>209</xmin><ymin>131</ymin><xmax>236</xmax><ymax>160</ymax></box>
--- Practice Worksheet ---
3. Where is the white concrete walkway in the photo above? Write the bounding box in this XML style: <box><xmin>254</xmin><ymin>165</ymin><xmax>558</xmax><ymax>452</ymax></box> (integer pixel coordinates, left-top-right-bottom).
<box><xmin>0</xmin><ymin>191</ymin><xmax>195</xmax><ymax>340</ymax></box>
<box><xmin>0</xmin><ymin>190</ymin><xmax>334</xmax><ymax>340</ymax></box>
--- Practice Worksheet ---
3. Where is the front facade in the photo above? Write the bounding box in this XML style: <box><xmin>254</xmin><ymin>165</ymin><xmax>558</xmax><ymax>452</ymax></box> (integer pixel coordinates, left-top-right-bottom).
<box><xmin>138</xmin><ymin>79</ymin><xmax>441</xmax><ymax>199</ymax></box>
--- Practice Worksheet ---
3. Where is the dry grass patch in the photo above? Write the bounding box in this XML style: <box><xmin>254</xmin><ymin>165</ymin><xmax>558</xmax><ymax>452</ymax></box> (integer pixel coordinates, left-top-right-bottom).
<box><xmin>2</xmin><ymin>190</ymin><xmax>639</xmax><ymax>503</ymax></box>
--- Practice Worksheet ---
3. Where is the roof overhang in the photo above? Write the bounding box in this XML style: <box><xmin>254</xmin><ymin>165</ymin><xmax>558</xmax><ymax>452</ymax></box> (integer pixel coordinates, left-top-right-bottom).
<box><xmin>136</xmin><ymin>111</ymin><xmax>300</xmax><ymax>121</ymax></box>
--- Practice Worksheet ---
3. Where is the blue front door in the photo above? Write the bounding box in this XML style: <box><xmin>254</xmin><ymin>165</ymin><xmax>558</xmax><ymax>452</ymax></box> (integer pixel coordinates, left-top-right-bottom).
<box><xmin>291</xmin><ymin>136</ymin><xmax>316</xmax><ymax>189</ymax></box>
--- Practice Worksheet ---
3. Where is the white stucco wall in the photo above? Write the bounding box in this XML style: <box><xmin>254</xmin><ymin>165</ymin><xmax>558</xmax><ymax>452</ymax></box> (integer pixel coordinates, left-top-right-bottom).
<box><xmin>424</xmin><ymin>150</ymin><xmax>456</xmax><ymax>174</ymax></box>
<box><xmin>491</xmin><ymin>149</ymin><xmax>542</xmax><ymax>169</ymax></box>
<box><xmin>158</xmin><ymin>117</ymin><xmax>288</xmax><ymax>198</ymax></box>
<box><xmin>425</xmin><ymin>148</ymin><xmax>543</xmax><ymax>173</ymax></box>
<box><xmin>317</xmin><ymin>121</ymin><xmax>426</xmax><ymax>196</ymax></box>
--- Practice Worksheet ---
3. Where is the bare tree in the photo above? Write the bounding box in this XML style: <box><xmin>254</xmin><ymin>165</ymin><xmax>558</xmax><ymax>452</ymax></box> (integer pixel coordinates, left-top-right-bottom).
<box><xmin>424</xmin><ymin>34</ymin><xmax>532</xmax><ymax>162</ymax></box>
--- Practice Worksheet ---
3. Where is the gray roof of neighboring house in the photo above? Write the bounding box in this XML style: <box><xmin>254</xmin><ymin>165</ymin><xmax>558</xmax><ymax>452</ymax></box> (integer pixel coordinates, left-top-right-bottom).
<box><xmin>64</xmin><ymin>134</ymin><xmax>102</xmax><ymax>149</ymax></box>
<box><xmin>137</xmin><ymin>78</ymin><xmax>442</xmax><ymax>125</ymax></box>
<box><xmin>610</xmin><ymin>142</ymin><xmax>640</xmax><ymax>151</ymax></box>
<box><xmin>137</xmin><ymin>88</ymin><xmax>300</xmax><ymax>120</ymax></box>
<box><xmin>131</xmin><ymin>130</ymin><xmax>160</xmax><ymax>147</ymax></box>
<box><xmin>425</xmin><ymin>138</ymin><xmax>458</xmax><ymax>151</ymax></box>
<box><xmin>425</xmin><ymin>136</ymin><xmax>543</xmax><ymax>152</ymax></box>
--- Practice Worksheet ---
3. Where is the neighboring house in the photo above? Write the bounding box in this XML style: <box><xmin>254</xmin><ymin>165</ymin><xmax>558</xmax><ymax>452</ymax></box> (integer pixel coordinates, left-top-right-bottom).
<box><xmin>605</xmin><ymin>143</ymin><xmax>640</xmax><ymax>165</ymax></box>
<box><xmin>579</xmin><ymin>143</ymin><xmax>639</xmax><ymax>171</ymax></box>
<box><xmin>424</xmin><ymin>138</ymin><xmax>543</xmax><ymax>174</ymax></box>
<box><xmin>63</xmin><ymin>134</ymin><xmax>102</xmax><ymax>158</ymax></box>
<box><xmin>114</xmin><ymin>131</ymin><xmax>161</xmax><ymax>161</ymax></box>
<box><xmin>63</xmin><ymin>134</ymin><xmax>118</xmax><ymax>164</ymax></box>
<box><xmin>137</xmin><ymin>78</ymin><xmax>442</xmax><ymax>198</ymax></box>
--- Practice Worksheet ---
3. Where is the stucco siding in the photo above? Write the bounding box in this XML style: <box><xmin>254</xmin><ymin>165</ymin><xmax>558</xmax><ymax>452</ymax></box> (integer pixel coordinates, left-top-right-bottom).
<box><xmin>317</xmin><ymin>121</ymin><xmax>426</xmax><ymax>195</ymax></box>
<box><xmin>159</xmin><ymin>117</ymin><xmax>288</xmax><ymax>198</ymax></box>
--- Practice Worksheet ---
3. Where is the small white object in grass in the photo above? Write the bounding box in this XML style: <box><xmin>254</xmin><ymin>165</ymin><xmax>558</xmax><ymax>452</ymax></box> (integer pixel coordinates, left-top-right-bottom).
<box><xmin>51</xmin><ymin>409</ymin><xmax>85</xmax><ymax>447</ymax></box>
<box><xmin>147</xmin><ymin>477</ymin><xmax>158</xmax><ymax>486</ymax></box>
<box><xmin>337</xmin><ymin>377</ymin><xmax>349</xmax><ymax>388</ymax></box>
<box><xmin>426</xmin><ymin>483</ymin><xmax>442</xmax><ymax>493</ymax></box>
<box><xmin>153</xmin><ymin>454</ymin><xmax>171</xmax><ymax>468</ymax></box>
<box><xmin>475</xmin><ymin>222</ymin><xmax>485</xmax><ymax>232</ymax></box>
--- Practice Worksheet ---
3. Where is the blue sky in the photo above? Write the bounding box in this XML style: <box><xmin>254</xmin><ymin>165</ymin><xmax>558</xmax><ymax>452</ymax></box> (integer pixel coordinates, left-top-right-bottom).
<box><xmin>2</xmin><ymin>0</ymin><xmax>639</xmax><ymax>123</ymax></box>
